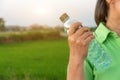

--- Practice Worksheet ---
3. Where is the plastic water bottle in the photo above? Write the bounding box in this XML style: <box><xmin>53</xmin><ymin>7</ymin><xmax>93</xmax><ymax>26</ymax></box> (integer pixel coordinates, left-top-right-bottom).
<box><xmin>88</xmin><ymin>39</ymin><xmax>112</xmax><ymax>71</ymax></box>
<box><xmin>59</xmin><ymin>13</ymin><xmax>82</xmax><ymax>34</ymax></box>
<box><xmin>59</xmin><ymin>13</ymin><xmax>112</xmax><ymax>71</ymax></box>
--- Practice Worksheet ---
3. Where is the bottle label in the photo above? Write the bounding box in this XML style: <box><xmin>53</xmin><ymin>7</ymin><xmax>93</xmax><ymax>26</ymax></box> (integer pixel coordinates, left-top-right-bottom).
<box><xmin>88</xmin><ymin>40</ymin><xmax>112</xmax><ymax>71</ymax></box>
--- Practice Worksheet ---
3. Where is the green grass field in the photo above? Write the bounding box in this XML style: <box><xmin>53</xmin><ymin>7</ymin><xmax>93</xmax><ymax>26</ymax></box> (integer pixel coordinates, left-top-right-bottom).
<box><xmin>0</xmin><ymin>39</ymin><xmax>69</xmax><ymax>80</ymax></box>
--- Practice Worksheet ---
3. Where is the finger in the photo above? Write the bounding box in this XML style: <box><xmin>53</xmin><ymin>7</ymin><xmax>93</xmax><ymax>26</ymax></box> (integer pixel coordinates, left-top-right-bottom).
<box><xmin>69</xmin><ymin>22</ymin><xmax>82</xmax><ymax>36</ymax></box>
<box><xmin>75</xmin><ymin>32</ymin><xmax>93</xmax><ymax>45</ymax></box>
<box><xmin>77</xmin><ymin>35</ymin><xmax>94</xmax><ymax>46</ymax></box>
<box><xmin>80</xmin><ymin>31</ymin><xmax>93</xmax><ymax>40</ymax></box>
<box><xmin>84</xmin><ymin>35</ymin><xmax>95</xmax><ymax>44</ymax></box>
<box><xmin>74</xmin><ymin>27</ymin><xmax>90</xmax><ymax>37</ymax></box>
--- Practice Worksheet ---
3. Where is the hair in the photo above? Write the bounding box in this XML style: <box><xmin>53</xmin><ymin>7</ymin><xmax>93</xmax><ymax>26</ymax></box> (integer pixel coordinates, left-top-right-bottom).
<box><xmin>95</xmin><ymin>0</ymin><xmax>109</xmax><ymax>25</ymax></box>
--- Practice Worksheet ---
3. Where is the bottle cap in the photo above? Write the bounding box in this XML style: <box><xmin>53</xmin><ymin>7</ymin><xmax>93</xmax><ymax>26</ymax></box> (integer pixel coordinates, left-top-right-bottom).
<box><xmin>59</xmin><ymin>13</ymin><xmax>69</xmax><ymax>23</ymax></box>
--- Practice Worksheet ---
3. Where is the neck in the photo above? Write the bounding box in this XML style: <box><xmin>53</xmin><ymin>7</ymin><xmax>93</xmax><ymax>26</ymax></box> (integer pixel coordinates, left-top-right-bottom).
<box><xmin>106</xmin><ymin>15</ymin><xmax>120</xmax><ymax>37</ymax></box>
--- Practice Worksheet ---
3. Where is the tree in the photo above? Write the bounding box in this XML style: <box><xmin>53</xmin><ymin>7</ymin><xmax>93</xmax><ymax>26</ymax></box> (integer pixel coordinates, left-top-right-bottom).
<box><xmin>0</xmin><ymin>18</ymin><xmax>5</xmax><ymax>31</ymax></box>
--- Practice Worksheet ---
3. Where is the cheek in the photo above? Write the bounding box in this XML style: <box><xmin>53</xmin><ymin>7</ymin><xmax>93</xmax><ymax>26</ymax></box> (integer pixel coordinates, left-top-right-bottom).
<box><xmin>114</xmin><ymin>2</ymin><xmax>120</xmax><ymax>13</ymax></box>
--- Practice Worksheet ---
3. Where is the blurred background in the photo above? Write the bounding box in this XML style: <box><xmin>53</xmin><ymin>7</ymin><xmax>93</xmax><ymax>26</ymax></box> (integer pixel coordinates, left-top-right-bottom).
<box><xmin>0</xmin><ymin>0</ymin><xmax>96</xmax><ymax>80</ymax></box>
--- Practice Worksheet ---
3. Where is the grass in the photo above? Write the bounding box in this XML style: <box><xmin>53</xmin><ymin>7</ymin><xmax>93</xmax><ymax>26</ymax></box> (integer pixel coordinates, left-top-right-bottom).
<box><xmin>0</xmin><ymin>39</ymin><xmax>69</xmax><ymax>80</ymax></box>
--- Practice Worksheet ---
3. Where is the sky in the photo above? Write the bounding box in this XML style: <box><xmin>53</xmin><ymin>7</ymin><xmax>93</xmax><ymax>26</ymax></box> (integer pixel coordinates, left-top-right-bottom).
<box><xmin>0</xmin><ymin>0</ymin><xmax>97</xmax><ymax>27</ymax></box>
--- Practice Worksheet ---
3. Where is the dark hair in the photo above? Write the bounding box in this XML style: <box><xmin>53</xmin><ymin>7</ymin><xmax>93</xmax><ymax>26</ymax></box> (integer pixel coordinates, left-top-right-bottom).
<box><xmin>95</xmin><ymin>0</ymin><xmax>108</xmax><ymax>25</ymax></box>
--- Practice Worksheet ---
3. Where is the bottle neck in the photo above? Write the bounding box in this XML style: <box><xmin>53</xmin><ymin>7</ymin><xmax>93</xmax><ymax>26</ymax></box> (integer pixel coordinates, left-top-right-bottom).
<box><xmin>63</xmin><ymin>17</ymin><xmax>70</xmax><ymax>23</ymax></box>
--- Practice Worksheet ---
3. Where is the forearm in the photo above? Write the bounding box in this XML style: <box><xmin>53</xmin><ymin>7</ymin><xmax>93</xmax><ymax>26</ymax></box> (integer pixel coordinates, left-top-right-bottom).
<box><xmin>67</xmin><ymin>23</ymin><xmax>93</xmax><ymax>80</ymax></box>
<box><xmin>67</xmin><ymin>55</ymin><xmax>85</xmax><ymax>80</ymax></box>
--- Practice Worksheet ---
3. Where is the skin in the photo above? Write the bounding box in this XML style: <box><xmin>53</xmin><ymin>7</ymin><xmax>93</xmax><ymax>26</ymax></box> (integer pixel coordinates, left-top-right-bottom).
<box><xmin>67</xmin><ymin>0</ymin><xmax>120</xmax><ymax>80</ymax></box>
<box><xmin>106</xmin><ymin>0</ymin><xmax>120</xmax><ymax>36</ymax></box>
<box><xmin>67</xmin><ymin>23</ymin><xmax>94</xmax><ymax>80</ymax></box>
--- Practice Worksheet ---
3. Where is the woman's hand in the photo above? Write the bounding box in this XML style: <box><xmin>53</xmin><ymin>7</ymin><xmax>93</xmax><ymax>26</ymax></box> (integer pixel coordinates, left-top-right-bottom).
<box><xmin>68</xmin><ymin>22</ymin><xmax>94</xmax><ymax>62</ymax></box>
<box><xmin>67</xmin><ymin>22</ymin><xmax>94</xmax><ymax>80</ymax></box>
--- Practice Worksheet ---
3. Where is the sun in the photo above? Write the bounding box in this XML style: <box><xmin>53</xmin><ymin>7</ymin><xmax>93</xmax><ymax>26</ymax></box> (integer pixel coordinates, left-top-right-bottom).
<box><xmin>34</xmin><ymin>6</ymin><xmax>52</xmax><ymax>16</ymax></box>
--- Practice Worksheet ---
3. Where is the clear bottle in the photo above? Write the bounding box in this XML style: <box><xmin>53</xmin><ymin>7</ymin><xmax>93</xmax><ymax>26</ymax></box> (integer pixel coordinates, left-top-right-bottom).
<box><xmin>88</xmin><ymin>39</ymin><xmax>112</xmax><ymax>71</ymax></box>
<box><xmin>59</xmin><ymin>13</ymin><xmax>112</xmax><ymax>71</ymax></box>
<box><xmin>59</xmin><ymin>13</ymin><xmax>82</xmax><ymax>34</ymax></box>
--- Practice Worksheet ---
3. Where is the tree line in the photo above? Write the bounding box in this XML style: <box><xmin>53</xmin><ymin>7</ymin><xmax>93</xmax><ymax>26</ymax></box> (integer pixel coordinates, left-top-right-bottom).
<box><xmin>0</xmin><ymin>18</ymin><xmax>5</xmax><ymax>31</ymax></box>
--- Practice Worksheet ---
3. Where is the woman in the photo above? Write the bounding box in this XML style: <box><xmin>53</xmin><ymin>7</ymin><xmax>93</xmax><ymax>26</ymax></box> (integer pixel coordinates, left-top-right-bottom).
<box><xmin>67</xmin><ymin>0</ymin><xmax>120</xmax><ymax>80</ymax></box>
